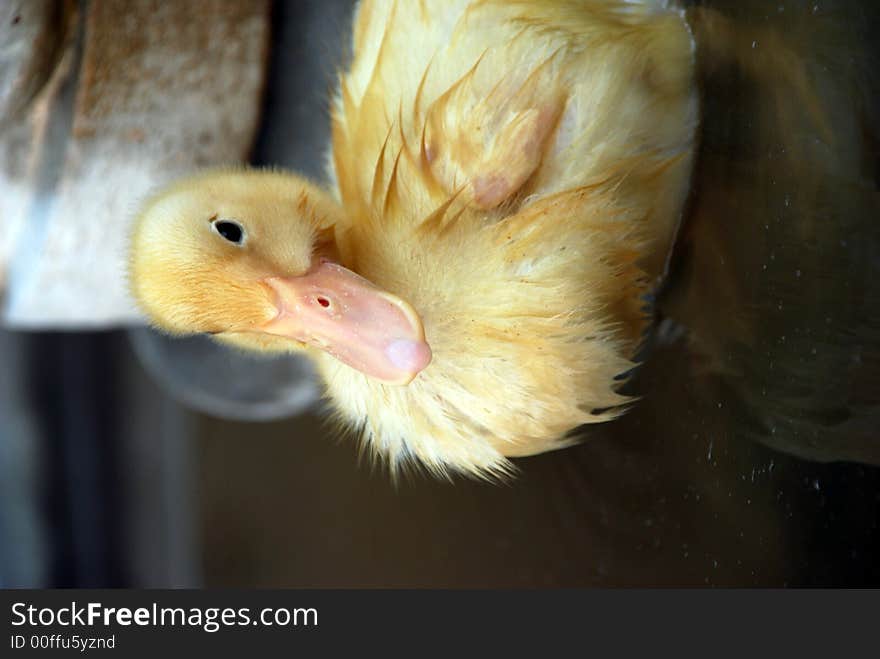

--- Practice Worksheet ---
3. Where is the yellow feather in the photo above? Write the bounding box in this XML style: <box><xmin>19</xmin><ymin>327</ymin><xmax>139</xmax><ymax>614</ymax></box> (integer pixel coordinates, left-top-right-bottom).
<box><xmin>130</xmin><ymin>0</ymin><xmax>698</xmax><ymax>478</ymax></box>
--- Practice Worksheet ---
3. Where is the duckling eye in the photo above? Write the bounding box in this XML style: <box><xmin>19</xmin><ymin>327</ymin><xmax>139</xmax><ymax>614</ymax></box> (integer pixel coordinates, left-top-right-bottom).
<box><xmin>212</xmin><ymin>219</ymin><xmax>245</xmax><ymax>245</ymax></box>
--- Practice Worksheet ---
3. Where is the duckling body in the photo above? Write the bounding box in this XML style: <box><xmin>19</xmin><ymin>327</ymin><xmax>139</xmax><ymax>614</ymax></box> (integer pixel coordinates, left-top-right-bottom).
<box><xmin>131</xmin><ymin>0</ymin><xmax>698</xmax><ymax>477</ymax></box>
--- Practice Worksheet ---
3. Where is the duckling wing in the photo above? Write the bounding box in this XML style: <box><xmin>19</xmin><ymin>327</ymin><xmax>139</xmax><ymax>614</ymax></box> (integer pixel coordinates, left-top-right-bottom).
<box><xmin>421</xmin><ymin>49</ymin><xmax>566</xmax><ymax>211</ymax></box>
<box><xmin>331</xmin><ymin>0</ymin><xmax>697</xmax><ymax>280</ymax></box>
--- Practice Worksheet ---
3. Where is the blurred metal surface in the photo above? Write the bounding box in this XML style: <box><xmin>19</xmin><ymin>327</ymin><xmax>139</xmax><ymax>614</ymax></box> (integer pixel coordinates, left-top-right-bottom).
<box><xmin>0</xmin><ymin>330</ymin><xmax>48</xmax><ymax>587</ymax></box>
<box><xmin>0</xmin><ymin>331</ymin><xmax>199</xmax><ymax>587</ymax></box>
<box><xmin>116</xmin><ymin>336</ymin><xmax>200</xmax><ymax>587</ymax></box>
<box><xmin>128</xmin><ymin>330</ymin><xmax>319</xmax><ymax>422</ymax></box>
<box><xmin>0</xmin><ymin>0</ymin><xmax>270</xmax><ymax>325</ymax></box>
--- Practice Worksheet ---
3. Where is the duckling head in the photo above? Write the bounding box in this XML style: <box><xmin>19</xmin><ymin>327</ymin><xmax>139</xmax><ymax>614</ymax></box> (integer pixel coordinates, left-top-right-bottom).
<box><xmin>130</xmin><ymin>169</ymin><xmax>431</xmax><ymax>385</ymax></box>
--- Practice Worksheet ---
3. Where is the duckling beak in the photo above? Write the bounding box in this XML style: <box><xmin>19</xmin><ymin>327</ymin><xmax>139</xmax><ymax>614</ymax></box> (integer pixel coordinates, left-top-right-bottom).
<box><xmin>259</xmin><ymin>260</ymin><xmax>432</xmax><ymax>385</ymax></box>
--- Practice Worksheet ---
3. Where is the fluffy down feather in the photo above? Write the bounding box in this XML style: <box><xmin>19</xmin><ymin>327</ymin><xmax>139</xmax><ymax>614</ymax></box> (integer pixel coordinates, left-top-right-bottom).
<box><xmin>130</xmin><ymin>0</ymin><xmax>698</xmax><ymax>477</ymax></box>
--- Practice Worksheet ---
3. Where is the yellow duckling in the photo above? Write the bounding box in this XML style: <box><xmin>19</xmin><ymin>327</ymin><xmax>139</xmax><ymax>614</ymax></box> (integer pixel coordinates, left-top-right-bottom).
<box><xmin>130</xmin><ymin>0</ymin><xmax>698</xmax><ymax>477</ymax></box>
